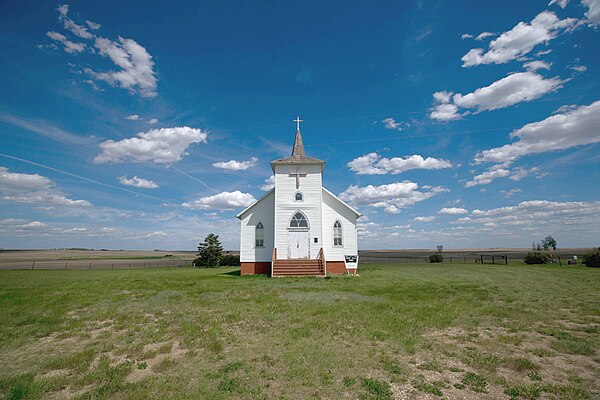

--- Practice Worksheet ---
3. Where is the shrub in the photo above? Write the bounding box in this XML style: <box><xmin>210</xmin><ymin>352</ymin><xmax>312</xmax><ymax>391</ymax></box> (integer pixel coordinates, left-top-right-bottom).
<box><xmin>523</xmin><ymin>252</ymin><xmax>548</xmax><ymax>265</ymax></box>
<box><xmin>220</xmin><ymin>254</ymin><xmax>240</xmax><ymax>266</ymax></box>
<box><xmin>428</xmin><ymin>254</ymin><xmax>443</xmax><ymax>263</ymax></box>
<box><xmin>582</xmin><ymin>247</ymin><xmax>600</xmax><ymax>268</ymax></box>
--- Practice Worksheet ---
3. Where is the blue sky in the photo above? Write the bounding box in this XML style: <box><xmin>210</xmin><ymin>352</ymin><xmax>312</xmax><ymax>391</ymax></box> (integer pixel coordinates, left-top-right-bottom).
<box><xmin>1</xmin><ymin>0</ymin><xmax>599</xmax><ymax>250</ymax></box>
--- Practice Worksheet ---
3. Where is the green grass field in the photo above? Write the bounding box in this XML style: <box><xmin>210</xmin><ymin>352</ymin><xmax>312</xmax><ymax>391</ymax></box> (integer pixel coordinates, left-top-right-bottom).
<box><xmin>1</xmin><ymin>263</ymin><xmax>598</xmax><ymax>399</ymax></box>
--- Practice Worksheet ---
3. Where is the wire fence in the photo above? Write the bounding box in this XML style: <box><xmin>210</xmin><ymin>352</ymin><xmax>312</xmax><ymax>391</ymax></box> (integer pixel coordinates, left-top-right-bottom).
<box><xmin>0</xmin><ymin>259</ymin><xmax>196</xmax><ymax>271</ymax></box>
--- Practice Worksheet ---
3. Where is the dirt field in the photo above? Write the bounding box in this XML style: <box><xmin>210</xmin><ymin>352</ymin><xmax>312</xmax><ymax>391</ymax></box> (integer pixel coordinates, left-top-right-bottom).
<box><xmin>0</xmin><ymin>249</ymin><xmax>201</xmax><ymax>270</ymax></box>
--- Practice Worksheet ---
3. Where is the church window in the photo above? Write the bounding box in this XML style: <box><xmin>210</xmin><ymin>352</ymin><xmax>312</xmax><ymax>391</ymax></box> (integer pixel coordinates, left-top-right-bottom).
<box><xmin>255</xmin><ymin>222</ymin><xmax>264</xmax><ymax>247</ymax></box>
<box><xmin>290</xmin><ymin>212</ymin><xmax>309</xmax><ymax>228</ymax></box>
<box><xmin>333</xmin><ymin>220</ymin><xmax>343</xmax><ymax>246</ymax></box>
<box><xmin>295</xmin><ymin>192</ymin><xmax>303</xmax><ymax>201</ymax></box>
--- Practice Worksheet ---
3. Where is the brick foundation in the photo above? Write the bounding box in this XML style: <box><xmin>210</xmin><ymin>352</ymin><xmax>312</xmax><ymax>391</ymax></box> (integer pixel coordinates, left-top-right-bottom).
<box><xmin>326</xmin><ymin>261</ymin><xmax>347</xmax><ymax>274</ymax></box>
<box><xmin>240</xmin><ymin>262</ymin><xmax>271</xmax><ymax>276</ymax></box>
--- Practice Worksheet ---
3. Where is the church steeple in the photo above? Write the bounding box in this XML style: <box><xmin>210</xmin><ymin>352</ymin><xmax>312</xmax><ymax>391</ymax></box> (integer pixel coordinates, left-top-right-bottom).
<box><xmin>291</xmin><ymin>129</ymin><xmax>305</xmax><ymax>158</ymax></box>
<box><xmin>270</xmin><ymin>116</ymin><xmax>325</xmax><ymax>172</ymax></box>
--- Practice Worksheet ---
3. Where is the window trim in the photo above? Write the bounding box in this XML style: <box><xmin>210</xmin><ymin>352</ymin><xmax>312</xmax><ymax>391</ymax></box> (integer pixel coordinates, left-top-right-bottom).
<box><xmin>294</xmin><ymin>191</ymin><xmax>304</xmax><ymax>202</ymax></box>
<box><xmin>289</xmin><ymin>211</ymin><xmax>310</xmax><ymax>230</ymax></box>
<box><xmin>333</xmin><ymin>220</ymin><xmax>343</xmax><ymax>247</ymax></box>
<box><xmin>255</xmin><ymin>222</ymin><xmax>265</xmax><ymax>248</ymax></box>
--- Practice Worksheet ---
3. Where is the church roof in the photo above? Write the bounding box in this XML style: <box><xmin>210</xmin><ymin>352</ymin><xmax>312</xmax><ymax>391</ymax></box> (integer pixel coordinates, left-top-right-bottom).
<box><xmin>270</xmin><ymin>129</ymin><xmax>325</xmax><ymax>171</ymax></box>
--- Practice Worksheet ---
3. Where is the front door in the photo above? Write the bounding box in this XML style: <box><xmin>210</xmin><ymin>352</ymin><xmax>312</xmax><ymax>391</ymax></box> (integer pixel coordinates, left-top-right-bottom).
<box><xmin>288</xmin><ymin>231</ymin><xmax>309</xmax><ymax>259</ymax></box>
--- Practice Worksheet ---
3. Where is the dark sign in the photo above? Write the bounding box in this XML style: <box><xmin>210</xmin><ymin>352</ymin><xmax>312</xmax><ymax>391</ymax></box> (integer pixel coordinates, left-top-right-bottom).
<box><xmin>344</xmin><ymin>255</ymin><xmax>357</xmax><ymax>263</ymax></box>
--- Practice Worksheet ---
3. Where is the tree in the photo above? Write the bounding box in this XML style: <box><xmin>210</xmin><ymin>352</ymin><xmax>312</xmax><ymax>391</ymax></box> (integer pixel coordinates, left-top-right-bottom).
<box><xmin>195</xmin><ymin>233</ymin><xmax>223</xmax><ymax>268</ymax></box>
<box><xmin>541</xmin><ymin>235</ymin><xmax>557</xmax><ymax>251</ymax></box>
<box><xmin>436</xmin><ymin>245</ymin><xmax>443</xmax><ymax>253</ymax></box>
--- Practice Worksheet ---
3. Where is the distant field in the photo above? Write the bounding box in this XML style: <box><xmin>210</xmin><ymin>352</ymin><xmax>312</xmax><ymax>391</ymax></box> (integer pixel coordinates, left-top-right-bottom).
<box><xmin>0</xmin><ymin>263</ymin><xmax>598</xmax><ymax>399</ymax></box>
<box><xmin>0</xmin><ymin>248</ymin><xmax>591</xmax><ymax>270</ymax></box>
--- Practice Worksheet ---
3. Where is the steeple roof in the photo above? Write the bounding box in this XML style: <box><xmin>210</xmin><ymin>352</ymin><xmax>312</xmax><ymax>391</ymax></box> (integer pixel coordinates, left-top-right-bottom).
<box><xmin>271</xmin><ymin>129</ymin><xmax>325</xmax><ymax>171</ymax></box>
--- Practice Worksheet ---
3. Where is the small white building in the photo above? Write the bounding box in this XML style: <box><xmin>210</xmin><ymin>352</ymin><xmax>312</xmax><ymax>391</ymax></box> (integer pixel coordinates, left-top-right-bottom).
<box><xmin>236</xmin><ymin>123</ymin><xmax>361</xmax><ymax>276</ymax></box>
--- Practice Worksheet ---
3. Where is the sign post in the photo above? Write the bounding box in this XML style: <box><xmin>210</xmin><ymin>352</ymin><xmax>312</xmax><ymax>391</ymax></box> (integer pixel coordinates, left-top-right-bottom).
<box><xmin>344</xmin><ymin>255</ymin><xmax>359</xmax><ymax>276</ymax></box>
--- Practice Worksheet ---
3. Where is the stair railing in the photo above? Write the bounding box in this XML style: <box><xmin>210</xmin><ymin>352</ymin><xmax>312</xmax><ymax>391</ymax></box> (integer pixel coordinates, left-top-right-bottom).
<box><xmin>317</xmin><ymin>248</ymin><xmax>326</xmax><ymax>275</ymax></box>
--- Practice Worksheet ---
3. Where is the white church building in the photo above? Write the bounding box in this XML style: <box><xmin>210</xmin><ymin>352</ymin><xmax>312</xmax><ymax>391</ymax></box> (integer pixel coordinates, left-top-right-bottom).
<box><xmin>236</xmin><ymin>120</ymin><xmax>361</xmax><ymax>276</ymax></box>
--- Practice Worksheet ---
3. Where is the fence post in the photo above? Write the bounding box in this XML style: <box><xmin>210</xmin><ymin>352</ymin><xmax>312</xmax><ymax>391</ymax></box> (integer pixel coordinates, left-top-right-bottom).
<box><xmin>32</xmin><ymin>261</ymin><xmax>35</xmax><ymax>270</ymax></box>
<box><xmin>65</xmin><ymin>262</ymin><xmax>68</xmax><ymax>270</ymax></box>
<box><xmin>558</xmin><ymin>255</ymin><xmax>562</xmax><ymax>266</ymax></box>
<box><xmin>89</xmin><ymin>263</ymin><xmax>91</xmax><ymax>270</ymax></box>
<box><xmin>505</xmin><ymin>255</ymin><xmax>508</xmax><ymax>265</ymax></box>
<box><xmin>112</xmin><ymin>263</ymin><xmax>114</xmax><ymax>269</ymax></box>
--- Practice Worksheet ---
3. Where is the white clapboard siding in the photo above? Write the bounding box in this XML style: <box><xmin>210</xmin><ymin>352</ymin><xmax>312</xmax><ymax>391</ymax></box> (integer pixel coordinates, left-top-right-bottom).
<box><xmin>321</xmin><ymin>188</ymin><xmax>358</xmax><ymax>261</ymax></box>
<box><xmin>273</xmin><ymin>164</ymin><xmax>323</xmax><ymax>259</ymax></box>
<box><xmin>239</xmin><ymin>190</ymin><xmax>275</xmax><ymax>262</ymax></box>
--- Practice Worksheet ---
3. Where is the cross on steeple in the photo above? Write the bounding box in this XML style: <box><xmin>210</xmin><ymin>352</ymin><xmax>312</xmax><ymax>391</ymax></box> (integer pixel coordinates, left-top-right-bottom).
<box><xmin>293</xmin><ymin>116</ymin><xmax>303</xmax><ymax>131</ymax></box>
<box><xmin>289</xmin><ymin>166</ymin><xmax>307</xmax><ymax>189</ymax></box>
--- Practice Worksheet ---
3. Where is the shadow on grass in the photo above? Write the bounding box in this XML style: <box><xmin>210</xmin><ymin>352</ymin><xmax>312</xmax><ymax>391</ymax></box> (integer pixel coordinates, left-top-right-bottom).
<box><xmin>221</xmin><ymin>269</ymin><xmax>241</xmax><ymax>277</ymax></box>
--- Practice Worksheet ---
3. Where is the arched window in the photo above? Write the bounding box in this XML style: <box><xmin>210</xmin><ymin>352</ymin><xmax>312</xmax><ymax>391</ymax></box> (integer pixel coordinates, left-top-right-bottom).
<box><xmin>295</xmin><ymin>192</ymin><xmax>303</xmax><ymax>201</ymax></box>
<box><xmin>289</xmin><ymin>212</ymin><xmax>309</xmax><ymax>228</ymax></box>
<box><xmin>255</xmin><ymin>222</ymin><xmax>264</xmax><ymax>247</ymax></box>
<box><xmin>333</xmin><ymin>220</ymin><xmax>343</xmax><ymax>246</ymax></box>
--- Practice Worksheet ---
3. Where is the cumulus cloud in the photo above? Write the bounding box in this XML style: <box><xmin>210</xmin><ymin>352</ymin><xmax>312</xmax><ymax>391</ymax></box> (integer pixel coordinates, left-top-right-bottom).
<box><xmin>414</xmin><ymin>216</ymin><xmax>436</xmax><ymax>222</ymax></box>
<box><xmin>475</xmin><ymin>31</ymin><xmax>495</xmax><ymax>41</ymax></box>
<box><xmin>0</xmin><ymin>167</ymin><xmax>91</xmax><ymax>208</ymax></box>
<box><xmin>46</xmin><ymin>31</ymin><xmax>85</xmax><ymax>53</ymax></box>
<box><xmin>461</xmin><ymin>11</ymin><xmax>578</xmax><ymax>67</ymax></box>
<box><xmin>45</xmin><ymin>5</ymin><xmax>158</xmax><ymax>97</ymax></box>
<box><xmin>501</xmin><ymin>188</ymin><xmax>523</xmax><ymax>198</ymax></box>
<box><xmin>382</xmin><ymin>118</ymin><xmax>408</xmax><ymax>131</ymax></box>
<box><xmin>148</xmin><ymin>118</ymin><xmax>158</xmax><ymax>124</ymax></box>
<box><xmin>339</xmin><ymin>181</ymin><xmax>448</xmax><ymax>214</ymax></box>
<box><xmin>126</xmin><ymin>114</ymin><xmax>140</xmax><ymax>120</ymax></box>
<box><xmin>465</xmin><ymin>165</ymin><xmax>512</xmax><ymax>187</ymax></box>
<box><xmin>439</xmin><ymin>207</ymin><xmax>468</xmax><ymax>215</ymax></box>
<box><xmin>212</xmin><ymin>157</ymin><xmax>258</xmax><ymax>171</ymax></box>
<box><xmin>57</xmin><ymin>4</ymin><xmax>94</xmax><ymax>39</ymax></box>
<box><xmin>524</xmin><ymin>60</ymin><xmax>552</xmax><ymax>71</ymax></box>
<box><xmin>475</xmin><ymin>100</ymin><xmax>600</xmax><ymax>164</ymax></box>
<box><xmin>94</xmin><ymin>126</ymin><xmax>207</xmax><ymax>164</ymax></box>
<box><xmin>549</xmin><ymin>0</ymin><xmax>570</xmax><ymax>8</ymax></box>
<box><xmin>582</xmin><ymin>0</ymin><xmax>600</xmax><ymax>25</ymax></box>
<box><xmin>140</xmin><ymin>231</ymin><xmax>168</xmax><ymax>238</ymax></box>
<box><xmin>182</xmin><ymin>191</ymin><xmax>256</xmax><ymax>210</ymax></box>
<box><xmin>260</xmin><ymin>175</ymin><xmax>276</xmax><ymax>191</ymax></box>
<box><xmin>118</xmin><ymin>175</ymin><xmax>159</xmax><ymax>189</ymax></box>
<box><xmin>429</xmin><ymin>72</ymin><xmax>564</xmax><ymax>121</ymax></box>
<box><xmin>86</xmin><ymin>36</ymin><xmax>157</xmax><ymax>97</ymax></box>
<box><xmin>347</xmin><ymin>153</ymin><xmax>452</xmax><ymax>175</ymax></box>
<box><xmin>18</xmin><ymin>221</ymin><xmax>48</xmax><ymax>229</ymax></box>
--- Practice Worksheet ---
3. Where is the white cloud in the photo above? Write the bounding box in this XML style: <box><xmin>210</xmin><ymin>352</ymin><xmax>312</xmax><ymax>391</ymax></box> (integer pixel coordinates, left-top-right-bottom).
<box><xmin>47</xmin><ymin>5</ymin><xmax>159</xmax><ymax>98</ymax></box>
<box><xmin>339</xmin><ymin>181</ymin><xmax>448</xmax><ymax>213</ymax></box>
<box><xmin>182</xmin><ymin>191</ymin><xmax>256</xmax><ymax>211</ymax></box>
<box><xmin>430</xmin><ymin>72</ymin><xmax>564</xmax><ymax>121</ymax></box>
<box><xmin>126</xmin><ymin>114</ymin><xmax>140</xmax><ymax>120</ymax></box>
<box><xmin>570</xmin><ymin>64</ymin><xmax>587</xmax><ymax>72</ymax></box>
<box><xmin>148</xmin><ymin>118</ymin><xmax>159</xmax><ymax>124</ymax></box>
<box><xmin>260</xmin><ymin>175</ymin><xmax>275</xmax><ymax>191</ymax></box>
<box><xmin>140</xmin><ymin>231</ymin><xmax>168</xmax><ymax>238</ymax></box>
<box><xmin>439</xmin><ymin>207</ymin><xmax>468</xmax><ymax>215</ymax></box>
<box><xmin>461</xmin><ymin>11</ymin><xmax>578</xmax><ymax>67</ymax></box>
<box><xmin>18</xmin><ymin>221</ymin><xmax>48</xmax><ymax>229</ymax></box>
<box><xmin>118</xmin><ymin>175</ymin><xmax>159</xmax><ymax>189</ymax></box>
<box><xmin>94</xmin><ymin>126</ymin><xmax>207</xmax><ymax>164</ymax></box>
<box><xmin>524</xmin><ymin>60</ymin><xmax>552</xmax><ymax>71</ymax></box>
<box><xmin>465</xmin><ymin>165</ymin><xmax>511</xmax><ymax>187</ymax></box>
<box><xmin>46</xmin><ymin>31</ymin><xmax>85</xmax><ymax>53</ymax></box>
<box><xmin>0</xmin><ymin>167</ymin><xmax>91</xmax><ymax>208</ymax></box>
<box><xmin>475</xmin><ymin>31</ymin><xmax>495</xmax><ymax>41</ymax></box>
<box><xmin>382</xmin><ymin>117</ymin><xmax>408</xmax><ymax>131</ymax></box>
<box><xmin>461</xmin><ymin>33</ymin><xmax>474</xmax><ymax>39</ymax></box>
<box><xmin>87</xmin><ymin>36</ymin><xmax>158</xmax><ymax>97</ymax></box>
<box><xmin>500</xmin><ymin>188</ymin><xmax>523</xmax><ymax>198</ymax></box>
<box><xmin>57</xmin><ymin>4</ymin><xmax>93</xmax><ymax>39</ymax></box>
<box><xmin>549</xmin><ymin>0</ymin><xmax>570</xmax><ymax>8</ymax></box>
<box><xmin>212</xmin><ymin>157</ymin><xmax>258</xmax><ymax>171</ymax></box>
<box><xmin>414</xmin><ymin>216</ymin><xmax>436</xmax><ymax>222</ymax></box>
<box><xmin>475</xmin><ymin>100</ymin><xmax>600</xmax><ymax>164</ymax></box>
<box><xmin>347</xmin><ymin>153</ymin><xmax>452</xmax><ymax>175</ymax></box>
<box><xmin>582</xmin><ymin>0</ymin><xmax>600</xmax><ymax>25</ymax></box>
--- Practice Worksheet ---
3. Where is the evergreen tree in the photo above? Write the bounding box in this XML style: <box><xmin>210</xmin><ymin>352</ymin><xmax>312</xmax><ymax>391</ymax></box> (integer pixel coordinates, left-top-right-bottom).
<box><xmin>541</xmin><ymin>235</ymin><xmax>557</xmax><ymax>251</ymax></box>
<box><xmin>196</xmin><ymin>233</ymin><xmax>223</xmax><ymax>268</ymax></box>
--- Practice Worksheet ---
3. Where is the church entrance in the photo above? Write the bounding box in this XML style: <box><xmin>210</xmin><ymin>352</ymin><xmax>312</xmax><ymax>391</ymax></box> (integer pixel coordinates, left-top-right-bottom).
<box><xmin>288</xmin><ymin>212</ymin><xmax>310</xmax><ymax>259</ymax></box>
<box><xmin>288</xmin><ymin>231</ymin><xmax>309</xmax><ymax>259</ymax></box>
